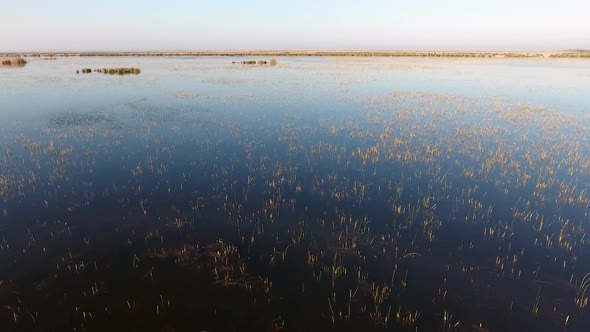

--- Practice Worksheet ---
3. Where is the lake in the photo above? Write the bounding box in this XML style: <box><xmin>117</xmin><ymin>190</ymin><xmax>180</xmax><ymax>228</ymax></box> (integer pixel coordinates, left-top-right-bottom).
<box><xmin>1</xmin><ymin>56</ymin><xmax>590</xmax><ymax>331</ymax></box>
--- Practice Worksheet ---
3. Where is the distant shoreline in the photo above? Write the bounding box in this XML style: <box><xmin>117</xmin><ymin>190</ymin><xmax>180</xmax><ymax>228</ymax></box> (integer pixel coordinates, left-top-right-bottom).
<box><xmin>1</xmin><ymin>50</ymin><xmax>589</xmax><ymax>58</ymax></box>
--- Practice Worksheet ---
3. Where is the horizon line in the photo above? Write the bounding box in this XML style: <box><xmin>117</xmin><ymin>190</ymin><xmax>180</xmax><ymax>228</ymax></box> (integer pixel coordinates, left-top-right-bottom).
<box><xmin>2</xmin><ymin>49</ymin><xmax>589</xmax><ymax>54</ymax></box>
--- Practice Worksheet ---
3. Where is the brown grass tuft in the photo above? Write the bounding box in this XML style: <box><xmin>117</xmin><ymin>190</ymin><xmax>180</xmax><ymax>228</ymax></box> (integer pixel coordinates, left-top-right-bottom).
<box><xmin>0</xmin><ymin>57</ymin><xmax>27</xmax><ymax>67</ymax></box>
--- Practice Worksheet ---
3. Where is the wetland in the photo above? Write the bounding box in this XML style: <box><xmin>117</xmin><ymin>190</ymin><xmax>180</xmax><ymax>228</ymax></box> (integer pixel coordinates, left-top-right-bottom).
<box><xmin>0</xmin><ymin>56</ymin><xmax>590</xmax><ymax>331</ymax></box>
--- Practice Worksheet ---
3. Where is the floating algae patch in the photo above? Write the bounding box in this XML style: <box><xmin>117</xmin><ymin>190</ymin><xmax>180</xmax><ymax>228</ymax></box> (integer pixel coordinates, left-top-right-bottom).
<box><xmin>170</xmin><ymin>91</ymin><xmax>200</xmax><ymax>100</ymax></box>
<box><xmin>47</xmin><ymin>112</ymin><xmax>120</xmax><ymax>129</ymax></box>
<box><xmin>122</xmin><ymin>99</ymin><xmax>211</xmax><ymax>124</ymax></box>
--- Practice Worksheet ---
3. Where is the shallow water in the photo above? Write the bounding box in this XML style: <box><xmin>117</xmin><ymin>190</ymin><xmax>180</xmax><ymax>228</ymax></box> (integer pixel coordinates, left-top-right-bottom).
<box><xmin>1</xmin><ymin>57</ymin><xmax>590</xmax><ymax>331</ymax></box>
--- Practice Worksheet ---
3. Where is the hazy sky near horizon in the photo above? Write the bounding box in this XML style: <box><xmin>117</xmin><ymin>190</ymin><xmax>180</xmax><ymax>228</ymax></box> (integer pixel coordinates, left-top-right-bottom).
<box><xmin>1</xmin><ymin>0</ymin><xmax>588</xmax><ymax>51</ymax></box>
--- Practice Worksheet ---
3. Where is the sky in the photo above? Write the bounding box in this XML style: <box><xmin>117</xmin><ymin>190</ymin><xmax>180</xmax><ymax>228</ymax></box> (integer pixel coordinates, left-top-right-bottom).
<box><xmin>1</xmin><ymin>0</ymin><xmax>588</xmax><ymax>52</ymax></box>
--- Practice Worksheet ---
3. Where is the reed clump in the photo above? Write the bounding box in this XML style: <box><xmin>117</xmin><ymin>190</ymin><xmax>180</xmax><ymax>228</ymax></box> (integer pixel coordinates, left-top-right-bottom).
<box><xmin>0</xmin><ymin>56</ymin><xmax>27</xmax><ymax>67</ymax></box>
<box><xmin>238</xmin><ymin>60</ymin><xmax>276</xmax><ymax>65</ymax></box>
<box><xmin>97</xmin><ymin>67</ymin><xmax>141</xmax><ymax>75</ymax></box>
<box><xmin>76</xmin><ymin>67</ymin><xmax>141</xmax><ymax>75</ymax></box>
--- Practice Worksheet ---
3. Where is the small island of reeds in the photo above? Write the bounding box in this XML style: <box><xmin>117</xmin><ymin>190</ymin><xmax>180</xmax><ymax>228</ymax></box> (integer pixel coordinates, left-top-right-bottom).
<box><xmin>0</xmin><ymin>56</ymin><xmax>27</xmax><ymax>67</ymax></box>
<box><xmin>232</xmin><ymin>59</ymin><xmax>277</xmax><ymax>65</ymax></box>
<box><xmin>76</xmin><ymin>67</ymin><xmax>141</xmax><ymax>75</ymax></box>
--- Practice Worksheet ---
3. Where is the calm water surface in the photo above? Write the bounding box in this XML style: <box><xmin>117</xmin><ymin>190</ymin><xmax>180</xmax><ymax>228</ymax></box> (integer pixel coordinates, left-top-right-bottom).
<box><xmin>1</xmin><ymin>57</ymin><xmax>590</xmax><ymax>331</ymax></box>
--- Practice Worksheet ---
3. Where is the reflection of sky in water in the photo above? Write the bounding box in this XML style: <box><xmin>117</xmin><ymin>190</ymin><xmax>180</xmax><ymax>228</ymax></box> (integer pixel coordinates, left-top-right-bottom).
<box><xmin>2</xmin><ymin>57</ymin><xmax>589</xmax><ymax>126</ymax></box>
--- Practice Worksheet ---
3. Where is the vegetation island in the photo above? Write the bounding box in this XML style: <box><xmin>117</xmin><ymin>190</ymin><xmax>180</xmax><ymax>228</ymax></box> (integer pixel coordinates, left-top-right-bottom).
<box><xmin>0</xmin><ymin>56</ymin><xmax>27</xmax><ymax>67</ymax></box>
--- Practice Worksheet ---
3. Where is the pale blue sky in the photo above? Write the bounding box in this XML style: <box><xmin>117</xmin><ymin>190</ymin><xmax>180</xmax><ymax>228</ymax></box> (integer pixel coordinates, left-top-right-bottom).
<box><xmin>1</xmin><ymin>0</ymin><xmax>588</xmax><ymax>51</ymax></box>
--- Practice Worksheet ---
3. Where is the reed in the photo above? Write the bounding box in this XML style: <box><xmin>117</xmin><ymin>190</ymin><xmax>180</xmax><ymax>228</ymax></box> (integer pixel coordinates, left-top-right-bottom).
<box><xmin>0</xmin><ymin>56</ymin><xmax>26</xmax><ymax>67</ymax></box>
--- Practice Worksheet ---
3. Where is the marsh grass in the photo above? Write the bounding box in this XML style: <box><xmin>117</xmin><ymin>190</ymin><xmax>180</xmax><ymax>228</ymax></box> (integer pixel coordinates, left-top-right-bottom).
<box><xmin>237</xmin><ymin>60</ymin><xmax>276</xmax><ymax>65</ymax></box>
<box><xmin>97</xmin><ymin>67</ymin><xmax>141</xmax><ymax>75</ymax></box>
<box><xmin>0</xmin><ymin>56</ymin><xmax>26</xmax><ymax>67</ymax></box>
<box><xmin>77</xmin><ymin>67</ymin><xmax>141</xmax><ymax>75</ymax></box>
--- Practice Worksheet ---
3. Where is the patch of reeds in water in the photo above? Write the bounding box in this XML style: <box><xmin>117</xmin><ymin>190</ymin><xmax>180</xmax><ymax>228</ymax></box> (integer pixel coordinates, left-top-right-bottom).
<box><xmin>0</xmin><ymin>57</ymin><xmax>27</xmax><ymax>67</ymax></box>
<box><xmin>76</xmin><ymin>67</ymin><xmax>141</xmax><ymax>75</ymax></box>
<box><xmin>233</xmin><ymin>59</ymin><xmax>277</xmax><ymax>65</ymax></box>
